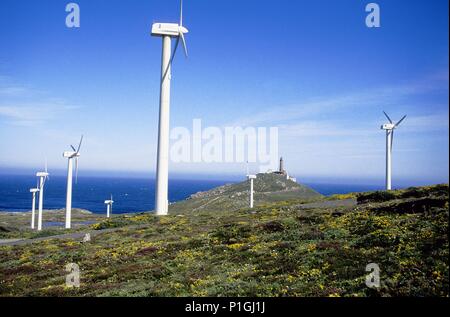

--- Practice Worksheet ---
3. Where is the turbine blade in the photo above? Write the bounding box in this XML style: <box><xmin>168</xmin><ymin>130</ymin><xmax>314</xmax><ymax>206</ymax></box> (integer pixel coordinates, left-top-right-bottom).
<box><xmin>162</xmin><ymin>37</ymin><xmax>180</xmax><ymax>81</ymax></box>
<box><xmin>383</xmin><ymin>111</ymin><xmax>393</xmax><ymax>123</ymax></box>
<box><xmin>76</xmin><ymin>135</ymin><xmax>84</xmax><ymax>153</ymax></box>
<box><xmin>180</xmin><ymin>32</ymin><xmax>188</xmax><ymax>57</ymax></box>
<box><xmin>395</xmin><ymin>115</ymin><xmax>407</xmax><ymax>127</ymax></box>
<box><xmin>70</xmin><ymin>145</ymin><xmax>76</xmax><ymax>152</ymax></box>
<box><xmin>172</xmin><ymin>36</ymin><xmax>180</xmax><ymax>61</ymax></box>
<box><xmin>180</xmin><ymin>0</ymin><xmax>183</xmax><ymax>27</ymax></box>
<box><xmin>75</xmin><ymin>158</ymin><xmax>79</xmax><ymax>184</ymax></box>
<box><xmin>391</xmin><ymin>130</ymin><xmax>394</xmax><ymax>151</ymax></box>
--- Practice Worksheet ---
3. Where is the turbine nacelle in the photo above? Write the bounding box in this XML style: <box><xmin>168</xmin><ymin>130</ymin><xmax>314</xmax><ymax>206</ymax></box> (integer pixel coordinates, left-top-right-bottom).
<box><xmin>63</xmin><ymin>151</ymin><xmax>80</xmax><ymax>158</ymax></box>
<box><xmin>104</xmin><ymin>200</ymin><xmax>114</xmax><ymax>204</ymax></box>
<box><xmin>36</xmin><ymin>172</ymin><xmax>49</xmax><ymax>178</ymax></box>
<box><xmin>151</xmin><ymin>0</ymin><xmax>189</xmax><ymax>61</ymax></box>
<box><xmin>247</xmin><ymin>175</ymin><xmax>257</xmax><ymax>180</ymax></box>
<box><xmin>382</xmin><ymin>112</ymin><xmax>407</xmax><ymax>130</ymax></box>
<box><xmin>30</xmin><ymin>188</ymin><xmax>39</xmax><ymax>193</ymax></box>
<box><xmin>381</xmin><ymin>123</ymin><xmax>396</xmax><ymax>130</ymax></box>
<box><xmin>151</xmin><ymin>23</ymin><xmax>188</xmax><ymax>37</ymax></box>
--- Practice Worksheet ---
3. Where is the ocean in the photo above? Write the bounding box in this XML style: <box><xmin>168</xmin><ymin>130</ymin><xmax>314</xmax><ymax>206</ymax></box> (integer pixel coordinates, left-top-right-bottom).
<box><xmin>0</xmin><ymin>174</ymin><xmax>384</xmax><ymax>214</ymax></box>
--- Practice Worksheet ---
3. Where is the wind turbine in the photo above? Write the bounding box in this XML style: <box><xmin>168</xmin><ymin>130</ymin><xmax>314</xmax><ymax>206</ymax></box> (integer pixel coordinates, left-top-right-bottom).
<box><xmin>36</xmin><ymin>163</ymin><xmax>49</xmax><ymax>231</ymax></box>
<box><xmin>104</xmin><ymin>195</ymin><xmax>114</xmax><ymax>218</ymax></box>
<box><xmin>247</xmin><ymin>175</ymin><xmax>257</xmax><ymax>208</ymax></box>
<box><xmin>151</xmin><ymin>0</ymin><xmax>189</xmax><ymax>216</ymax></box>
<box><xmin>29</xmin><ymin>187</ymin><xmax>39</xmax><ymax>229</ymax></box>
<box><xmin>63</xmin><ymin>135</ymin><xmax>83</xmax><ymax>229</ymax></box>
<box><xmin>381</xmin><ymin>112</ymin><xmax>406</xmax><ymax>190</ymax></box>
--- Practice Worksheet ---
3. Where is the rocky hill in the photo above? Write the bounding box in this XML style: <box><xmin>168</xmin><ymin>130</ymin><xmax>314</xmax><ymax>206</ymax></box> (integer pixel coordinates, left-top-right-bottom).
<box><xmin>169</xmin><ymin>173</ymin><xmax>322</xmax><ymax>214</ymax></box>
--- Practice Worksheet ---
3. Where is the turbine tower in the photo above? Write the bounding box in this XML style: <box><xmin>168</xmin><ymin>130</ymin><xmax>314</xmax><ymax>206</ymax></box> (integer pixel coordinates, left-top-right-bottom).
<box><xmin>104</xmin><ymin>195</ymin><xmax>114</xmax><ymax>218</ymax></box>
<box><xmin>381</xmin><ymin>112</ymin><xmax>406</xmax><ymax>190</ymax></box>
<box><xmin>247</xmin><ymin>175</ymin><xmax>257</xmax><ymax>208</ymax></box>
<box><xmin>151</xmin><ymin>0</ymin><xmax>189</xmax><ymax>216</ymax></box>
<box><xmin>29</xmin><ymin>187</ymin><xmax>39</xmax><ymax>229</ymax></box>
<box><xmin>36</xmin><ymin>163</ymin><xmax>49</xmax><ymax>231</ymax></box>
<box><xmin>63</xmin><ymin>135</ymin><xmax>83</xmax><ymax>229</ymax></box>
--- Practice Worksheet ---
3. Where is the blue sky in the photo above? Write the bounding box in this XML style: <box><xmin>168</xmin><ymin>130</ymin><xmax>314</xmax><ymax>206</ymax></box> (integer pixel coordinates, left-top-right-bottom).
<box><xmin>0</xmin><ymin>0</ymin><xmax>448</xmax><ymax>185</ymax></box>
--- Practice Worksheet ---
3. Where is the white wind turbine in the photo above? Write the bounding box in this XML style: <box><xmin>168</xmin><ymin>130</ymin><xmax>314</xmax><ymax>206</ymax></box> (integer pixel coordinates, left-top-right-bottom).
<box><xmin>29</xmin><ymin>187</ymin><xmax>39</xmax><ymax>229</ymax></box>
<box><xmin>381</xmin><ymin>111</ymin><xmax>406</xmax><ymax>190</ymax></box>
<box><xmin>104</xmin><ymin>195</ymin><xmax>114</xmax><ymax>218</ymax></box>
<box><xmin>36</xmin><ymin>163</ymin><xmax>49</xmax><ymax>231</ymax></box>
<box><xmin>247</xmin><ymin>175</ymin><xmax>257</xmax><ymax>208</ymax></box>
<box><xmin>151</xmin><ymin>0</ymin><xmax>189</xmax><ymax>216</ymax></box>
<box><xmin>63</xmin><ymin>135</ymin><xmax>83</xmax><ymax>229</ymax></box>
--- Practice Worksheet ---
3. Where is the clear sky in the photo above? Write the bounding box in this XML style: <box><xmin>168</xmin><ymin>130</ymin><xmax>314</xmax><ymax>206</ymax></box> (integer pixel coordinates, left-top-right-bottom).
<box><xmin>0</xmin><ymin>0</ymin><xmax>448</xmax><ymax>185</ymax></box>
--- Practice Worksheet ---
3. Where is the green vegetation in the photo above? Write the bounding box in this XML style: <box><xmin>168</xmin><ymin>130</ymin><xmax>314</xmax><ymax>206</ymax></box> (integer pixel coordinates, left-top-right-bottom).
<box><xmin>0</xmin><ymin>209</ymin><xmax>105</xmax><ymax>240</ymax></box>
<box><xmin>327</xmin><ymin>193</ymin><xmax>358</xmax><ymax>200</ymax></box>
<box><xmin>0</xmin><ymin>184</ymin><xmax>447</xmax><ymax>297</ymax></box>
<box><xmin>170</xmin><ymin>173</ymin><xmax>322</xmax><ymax>214</ymax></box>
<box><xmin>356</xmin><ymin>184</ymin><xmax>448</xmax><ymax>204</ymax></box>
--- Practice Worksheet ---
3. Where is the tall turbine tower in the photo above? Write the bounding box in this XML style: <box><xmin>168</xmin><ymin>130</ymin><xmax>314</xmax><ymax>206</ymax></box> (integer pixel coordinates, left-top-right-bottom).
<box><xmin>36</xmin><ymin>164</ymin><xmax>49</xmax><ymax>231</ymax></box>
<box><xmin>104</xmin><ymin>195</ymin><xmax>114</xmax><ymax>218</ymax></box>
<box><xmin>63</xmin><ymin>136</ymin><xmax>83</xmax><ymax>229</ymax></box>
<box><xmin>151</xmin><ymin>0</ymin><xmax>189</xmax><ymax>216</ymax></box>
<box><xmin>381</xmin><ymin>112</ymin><xmax>406</xmax><ymax>190</ymax></box>
<box><xmin>29</xmin><ymin>187</ymin><xmax>39</xmax><ymax>229</ymax></box>
<box><xmin>247</xmin><ymin>175</ymin><xmax>256</xmax><ymax>208</ymax></box>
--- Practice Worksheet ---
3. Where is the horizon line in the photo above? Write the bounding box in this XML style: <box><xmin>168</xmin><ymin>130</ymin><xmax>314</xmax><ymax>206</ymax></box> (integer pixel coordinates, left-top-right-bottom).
<box><xmin>0</xmin><ymin>166</ymin><xmax>447</xmax><ymax>187</ymax></box>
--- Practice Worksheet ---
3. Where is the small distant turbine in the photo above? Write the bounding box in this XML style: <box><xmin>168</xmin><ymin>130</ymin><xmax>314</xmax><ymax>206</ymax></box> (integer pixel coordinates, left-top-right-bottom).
<box><xmin>104</xmin><ymin>195</ymin><xmax>114</xmax><ymax>218</ymax></box>
<box><xmin>381</xmin><ymin>111</ymin><xmax>406</xmax><ymax>190</ymax></box>
<box><xmin>63</xmin><ymin>135</ymin><xmax>83</xmax><ymax>229</ymax></box>
<box><xmin>29</xmin><ymin>187</ymin><xmax>39</xmax><ymax>229</ymax></box>
<box><xmin>247</xmin><ymin>175</ymin><xmax>257</xmax><ymax>208</ymax></box>
<box><xmin>151</xmin><ymin>0</ymin><xmax>189</xmax><ymax>216</ymax></box>
<box><xmin>36</xmin><ymin>163</ymin><xmax>49</xmax><ymax>231</ymax></box>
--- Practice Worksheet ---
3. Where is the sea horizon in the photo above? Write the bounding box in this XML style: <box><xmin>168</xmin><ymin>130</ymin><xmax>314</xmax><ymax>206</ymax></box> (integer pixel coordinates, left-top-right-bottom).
<box><xmin>0</xmin><ymin>173</ymin><xmax>444</xmax><ymax>214</ymax></box>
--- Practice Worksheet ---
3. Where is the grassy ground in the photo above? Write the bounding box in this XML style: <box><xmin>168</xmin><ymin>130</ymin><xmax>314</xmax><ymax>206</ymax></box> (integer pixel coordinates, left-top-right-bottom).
<box><xmin>169</xmin><ymin>173</ymin><xmax>322</xmax><ymax>214</ymax></box>
<box><xmin>0</xmin><ymin>184</ymin><xmax>448</xmax><ymax>297</ymax></box>
<box><xmin>0</xmin><ymin>209</ymin><xmax>107</xmax><ymax>240</ymax></box>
